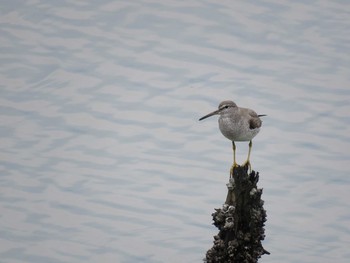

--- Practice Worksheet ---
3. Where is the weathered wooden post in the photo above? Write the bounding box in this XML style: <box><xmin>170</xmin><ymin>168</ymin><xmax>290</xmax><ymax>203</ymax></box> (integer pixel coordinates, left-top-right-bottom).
<box><xmin>204</xmin><ymin>165</ymin><xmax>269</xmax><ymax>262</ymax></box>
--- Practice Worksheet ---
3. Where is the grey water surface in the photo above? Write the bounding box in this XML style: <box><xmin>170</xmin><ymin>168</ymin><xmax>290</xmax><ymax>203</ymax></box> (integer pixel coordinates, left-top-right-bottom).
<box><xmin>1</xmin><ymin>0</ymin><xmax>350</xmax><ymax>262</ymax></box>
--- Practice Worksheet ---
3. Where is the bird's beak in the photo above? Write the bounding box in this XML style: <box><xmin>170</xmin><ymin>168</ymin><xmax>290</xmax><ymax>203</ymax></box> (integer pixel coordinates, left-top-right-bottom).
<box><xmin>199</xmin><ymin>109</ymin><xmax>220</xmax><ymax>121</ymax></box>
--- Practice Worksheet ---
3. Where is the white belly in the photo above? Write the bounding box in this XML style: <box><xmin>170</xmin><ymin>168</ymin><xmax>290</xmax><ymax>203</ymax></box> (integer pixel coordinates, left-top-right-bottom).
<box><xmin>218</xmin><ymin>116</ymin><xmax>260</xmax><ymax>141</ymax></box>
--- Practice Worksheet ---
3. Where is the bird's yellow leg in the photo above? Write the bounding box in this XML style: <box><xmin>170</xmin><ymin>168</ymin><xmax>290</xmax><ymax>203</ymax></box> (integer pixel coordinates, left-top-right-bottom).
<box><xmin>230</xmin><ymin>141</ymin><xmax>239</xmax><ymax>176</ymax></box>
<box><xmin>242</xmin><ymin>140</ymin><xmax>252</xmax><ymax>173</ymax></box>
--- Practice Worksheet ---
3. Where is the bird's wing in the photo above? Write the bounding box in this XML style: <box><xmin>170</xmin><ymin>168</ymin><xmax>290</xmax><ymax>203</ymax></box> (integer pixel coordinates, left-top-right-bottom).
<box><xmin>247</xmin><ymin>109</ymin><xmax>263</xmax><ymax>129</ymax></box>
<box><xmin>249</xmin><ymin>117</ymin><xmax>262</xmax><ymax>129</ymax></box>
<box><xmin>248</xmin><ymin>109</ymin><xmax>259</xmax><ymax>118</ymax></box>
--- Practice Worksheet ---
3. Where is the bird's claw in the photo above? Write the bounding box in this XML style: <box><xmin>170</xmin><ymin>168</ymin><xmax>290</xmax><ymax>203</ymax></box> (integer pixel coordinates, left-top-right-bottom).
<box><xmin>242</xmin><ymin>160</ymin><xmax>252</xmax><ymax>174</ymax></box>
<box><xmin>230</xmin><ymin>162</ymin><xmax>239</xmax><ymax>177</ymax></box>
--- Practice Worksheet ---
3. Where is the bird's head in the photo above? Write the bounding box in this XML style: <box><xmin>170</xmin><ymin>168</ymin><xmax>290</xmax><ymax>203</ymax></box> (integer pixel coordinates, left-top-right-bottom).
<box><xmin>199</xmin><ymin>100</ymin><xmax>237</xmax><ymax>121</ymax></box>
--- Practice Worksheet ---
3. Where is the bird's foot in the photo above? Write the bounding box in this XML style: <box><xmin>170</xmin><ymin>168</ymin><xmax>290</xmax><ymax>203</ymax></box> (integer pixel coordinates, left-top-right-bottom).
<box><xmin>242</xmin><ymin>160</ymin><xmax>251</xmax><ymax>174</ymax></box>
<box><xmin>230</xmin><ymin>162</ymin><xmax>239</xmax><ymax>177</ymax></box>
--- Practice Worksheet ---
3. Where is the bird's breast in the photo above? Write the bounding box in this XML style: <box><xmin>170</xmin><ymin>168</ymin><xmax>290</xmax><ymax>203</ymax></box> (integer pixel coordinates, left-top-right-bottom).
<box><xmin>218</xmin><ymin>115</ymin><xmax>260</xmax><ymax>141</ymax></box>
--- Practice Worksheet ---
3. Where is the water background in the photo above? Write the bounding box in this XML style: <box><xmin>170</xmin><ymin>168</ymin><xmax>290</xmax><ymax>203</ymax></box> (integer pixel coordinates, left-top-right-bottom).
<box><xmin>1</xmin><ymin>1</ymin><xmax>350</xmax><ymax>262</ymax></box>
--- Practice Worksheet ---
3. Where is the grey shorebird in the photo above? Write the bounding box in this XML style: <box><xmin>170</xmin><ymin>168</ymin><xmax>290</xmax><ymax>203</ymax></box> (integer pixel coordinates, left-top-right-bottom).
<box><xmin>199</xmin><ymin>100</ymin><xmax>266</xmax><ymax>174</ymax></box>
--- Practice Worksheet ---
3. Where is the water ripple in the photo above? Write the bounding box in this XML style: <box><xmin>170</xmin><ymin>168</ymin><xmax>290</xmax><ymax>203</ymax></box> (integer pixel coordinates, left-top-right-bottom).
<box><xmin>1</xmin><ymin>0</ymin><xmax>350</xmax><ymax>262</ymax></box>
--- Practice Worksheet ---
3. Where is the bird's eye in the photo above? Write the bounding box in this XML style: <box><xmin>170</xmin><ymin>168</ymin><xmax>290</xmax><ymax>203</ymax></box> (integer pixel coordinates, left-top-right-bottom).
<box><xmin>224</xmin><ymin>106</ymin><xmax>229</xmax><ymax>109</ymax></box>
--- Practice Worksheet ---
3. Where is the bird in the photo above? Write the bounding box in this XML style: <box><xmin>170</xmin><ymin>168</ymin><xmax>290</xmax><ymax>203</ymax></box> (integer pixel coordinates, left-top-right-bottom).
<box><xmin>199</xmin><ymin>100</ymin><xmax>265</xmax><ymax>174</ymax></box>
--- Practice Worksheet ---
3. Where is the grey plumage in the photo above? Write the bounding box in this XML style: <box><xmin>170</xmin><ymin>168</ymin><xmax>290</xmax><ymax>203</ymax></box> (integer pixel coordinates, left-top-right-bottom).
<box><xmin>199</xmin><ymin>100</ymin><xmax>265</xmax><ymax>142</ymax></box>
<box><xmin>199</xmin><ymin>100</ymin><xmax>265</xmax><ymax>171</ymax></box>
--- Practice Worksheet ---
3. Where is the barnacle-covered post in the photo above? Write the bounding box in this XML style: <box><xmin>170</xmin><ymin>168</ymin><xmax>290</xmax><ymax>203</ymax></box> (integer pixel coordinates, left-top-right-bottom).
<box><xmin>204</xmin><ymin>165</ymin><xmax>269</xmax><ymax>262</ymax></box>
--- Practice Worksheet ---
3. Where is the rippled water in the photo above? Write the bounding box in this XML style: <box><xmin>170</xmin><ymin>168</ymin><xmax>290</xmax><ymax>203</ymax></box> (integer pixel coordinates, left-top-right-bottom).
<box><xmin>1</xmin><ymin>1</ymin><xmax>350</xmax><ymax>262</ymax></box>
